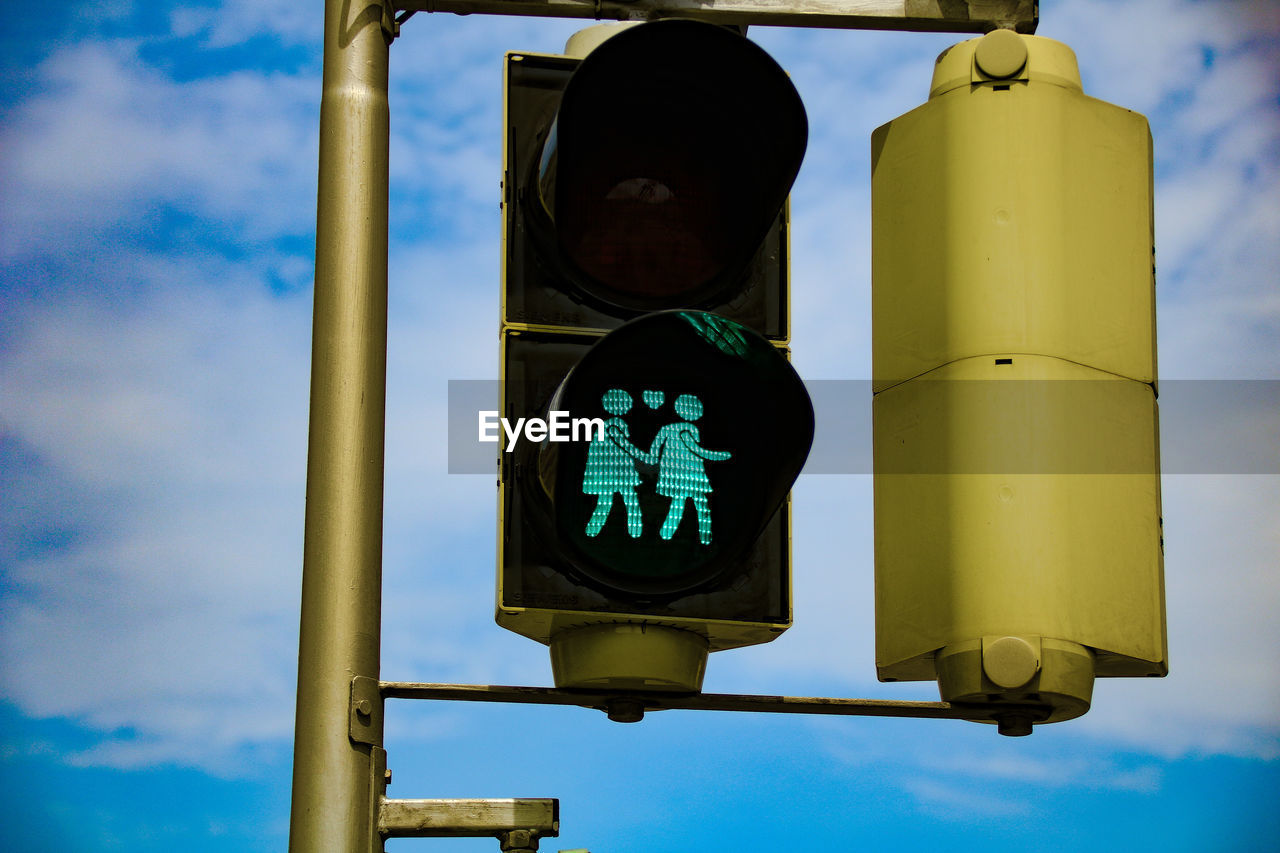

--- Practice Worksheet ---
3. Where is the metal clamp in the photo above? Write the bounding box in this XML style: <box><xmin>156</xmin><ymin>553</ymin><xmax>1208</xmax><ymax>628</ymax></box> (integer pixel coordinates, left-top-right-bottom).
<box><xmin>378</xmin><ymin>797</ymin><xmax>560</xmax><ymax>848</ymax></box>
<box><xmin>350</xmin><ymin>675</ymin><xmax>385</xmax><ymax>746</ymax></box>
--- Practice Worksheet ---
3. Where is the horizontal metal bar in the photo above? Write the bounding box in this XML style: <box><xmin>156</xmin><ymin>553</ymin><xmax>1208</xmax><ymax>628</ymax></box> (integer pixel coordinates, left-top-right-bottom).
<box><xmin>379</xmin><ymin>797</ymin><xmax>559</xmax><ymax>838</ymax></box>
<box><xmin>393</xmin><ymin>0</ymin><xmax>1037</xmax><ymax>34</ymax></box>
<box><xmin>379</xmin><ymin>681</ymin><xmax>1009</xmax><ymax>723</ymax></box>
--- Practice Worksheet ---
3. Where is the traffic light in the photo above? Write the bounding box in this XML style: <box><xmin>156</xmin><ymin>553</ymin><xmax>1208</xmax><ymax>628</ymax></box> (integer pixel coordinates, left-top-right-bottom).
<box><xmin>871</xmin><ymin>31</ymin><xmax>1167</xmax><ymax>734</ymax></box>
<box><xmin>496</xmin><ymin>20</ymin><xmax>812</xmax><ymax>693</ymax></box>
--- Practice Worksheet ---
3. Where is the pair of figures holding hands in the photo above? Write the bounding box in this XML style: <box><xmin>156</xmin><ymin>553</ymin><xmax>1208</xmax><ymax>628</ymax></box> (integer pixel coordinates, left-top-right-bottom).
<box><xmin>583</xmin><ymin>389</ymin><xmax>731</xmax><ymax>546</ymax></box>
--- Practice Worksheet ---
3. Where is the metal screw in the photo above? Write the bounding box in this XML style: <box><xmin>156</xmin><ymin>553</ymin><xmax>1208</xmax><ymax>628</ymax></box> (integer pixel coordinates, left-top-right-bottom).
<box><xmin>995</xmin><ymin>712</ymin><xmax>1034</xmax><ymax>737</ymax></box>
<box><xmin>500</xmin><ymin>829</ymin><xmax>538</xmax><ymax>852</ymax></box>
<box><xmin>605</xmin><ymin>698</ymin><xmax>645</xmax><ymax>723</ymax></box>
<box><xmin>355</xmin><ymin>698</ymin><xmax>373</xmax><ymax>716</ymax></box>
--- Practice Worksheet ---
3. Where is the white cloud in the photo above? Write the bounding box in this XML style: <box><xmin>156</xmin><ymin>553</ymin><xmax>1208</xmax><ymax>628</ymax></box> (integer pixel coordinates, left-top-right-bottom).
<box><xmin>901</xmin><ymin>777</ymin><xmax>1032</xmax><ymax>818</ymax></box>
<box><xmin>0</xmin><ymin>39</ymin><xmax>320</xmax><ymax>258</ymax></box>
<box><xmin>0</xmin><ymin>272</ymin><xmax>311</xmax><ymax>771</ymax></box>
<box><xmin>1046</xmin><ymin>0</ymin><xmax>1279</xmax><ymax>115</ymax></box>
<box><xmin>0</xmin><ymin>230</ymin><xmax>545</xmax><ymax>768</ymax></box>
<box><xmin>167</xmin><ymin>0</ymin><xmax>322</xmax><ymax>48</ymax></box>
<box><xmin>890</xmin><ymin>745</ymin><xmax>1163</xmax><ymax>818</ymax></box>
<box><xmin>1069</xmin><ymin>476</ymin><xmax>1280</xmax><ymax>760</ymax></box>
<box><xmin>920</xmin><ymin>751</ymin><xmax>1163</xmax><ymax>793</ymax></box>
<box><xmin>1051</xmin><ymin>0</ymin><xmax>1280</xmax><ymax>379</ymax></box>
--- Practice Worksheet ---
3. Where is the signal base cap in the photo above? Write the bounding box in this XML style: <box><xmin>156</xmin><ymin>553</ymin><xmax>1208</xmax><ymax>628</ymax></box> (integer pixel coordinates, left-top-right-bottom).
<box><xmin>936</xmin><ymin>636</ymin><xmax>1094</xmax><ymax>728</ymax></box>
<box><xmin>550</xmin><ymin>622</ymin><xmax>708</xmax><ymax>692</ymax></box>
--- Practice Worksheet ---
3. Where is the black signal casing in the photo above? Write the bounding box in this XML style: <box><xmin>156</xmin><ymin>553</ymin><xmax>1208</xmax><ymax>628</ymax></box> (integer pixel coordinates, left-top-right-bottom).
<box><xmin>502</xmin><ymin>50</ymin><xmax>792</xmax><ymax>340</ymax></box>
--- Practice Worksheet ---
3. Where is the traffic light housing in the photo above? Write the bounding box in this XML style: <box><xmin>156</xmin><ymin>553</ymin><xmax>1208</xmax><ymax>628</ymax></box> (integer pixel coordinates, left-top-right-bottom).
<box><xmin>871</xmin><ymin>31</ymin><xmax>1167</xmax><ymax>733</ymax></box>
<box><xmin>497</xmin><ymin>21</ymin><xmax>811</xmax><ymax>692</ymax></box>
<box><xmin>501</xmin><ymin>21</ymin><xmax>800</xmax><ymax>337</ymax></box>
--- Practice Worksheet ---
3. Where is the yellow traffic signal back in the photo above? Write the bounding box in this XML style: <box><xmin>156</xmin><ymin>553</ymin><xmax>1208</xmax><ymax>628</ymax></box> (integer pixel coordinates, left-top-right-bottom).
<box><xmin>872</xmin><ymin>31</ymin><xmax>1166</xmax><ymax>734</ymax></box>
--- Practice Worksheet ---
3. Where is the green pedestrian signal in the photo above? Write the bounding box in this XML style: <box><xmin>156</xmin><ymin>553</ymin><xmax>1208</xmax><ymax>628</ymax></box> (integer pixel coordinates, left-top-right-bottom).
<box><xmin>525</xmin><ymin>311</ymin><xmax>812</xmax><ymax>599</ymax></box>
<box><xmin>582</xmin><ymin>389</ymin><xmax>648</xmax><ymax>540</ymax></box>
<box><xmin>583</xmin><ymin>390</ymin><xmax>732</xmax><ymax>545</ymax></box>
<box><xmin>496</xmin><ymin>20</ymin><xmax>810</xmax><ymax>693</ymax></box>
<box><xmin>649</xmin><ymin>393</ymin><xmax>732</xmax><ymax>546</ymax></box>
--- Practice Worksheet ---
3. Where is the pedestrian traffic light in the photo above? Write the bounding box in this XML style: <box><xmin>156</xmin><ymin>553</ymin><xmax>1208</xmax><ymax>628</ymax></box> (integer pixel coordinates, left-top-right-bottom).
<box><xmin>871</xmin><ymin>30</ymin><xmax>1166</xmax><ymax>734</ymax></box>
<box><xmin>496</xmin><ymin>20</ymin><xmax>811</xmax><ymax>693</ymax></box>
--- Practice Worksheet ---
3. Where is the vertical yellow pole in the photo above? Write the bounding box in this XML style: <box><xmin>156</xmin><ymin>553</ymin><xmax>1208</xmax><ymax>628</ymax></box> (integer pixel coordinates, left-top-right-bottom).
<box><xmin>289</xmin><ymin>2</ymin><xmax>390</xmax><ymax>851</ymax></box>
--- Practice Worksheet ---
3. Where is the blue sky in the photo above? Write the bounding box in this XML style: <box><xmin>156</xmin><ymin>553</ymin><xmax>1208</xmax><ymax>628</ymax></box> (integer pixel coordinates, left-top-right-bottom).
<box><xmin>1</xmin><ymin>1</ymin><xmax>1278</xmax><ymax>851</ymax></box>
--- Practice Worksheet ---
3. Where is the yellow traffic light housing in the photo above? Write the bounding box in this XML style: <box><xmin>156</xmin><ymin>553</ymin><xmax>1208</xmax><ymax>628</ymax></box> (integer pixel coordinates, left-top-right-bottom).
<box><xmin>871</xmin><ymin>31</ymin><xmax>1167</xmax><ymax>733</ymax></box>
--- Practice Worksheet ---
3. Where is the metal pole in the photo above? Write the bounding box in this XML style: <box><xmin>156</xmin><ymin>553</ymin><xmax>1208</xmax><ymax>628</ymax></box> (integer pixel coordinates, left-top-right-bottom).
<box><xmin>289</xmin><ymin>1</ymin><xmax>391</xmax><ymax>850</ymax></box>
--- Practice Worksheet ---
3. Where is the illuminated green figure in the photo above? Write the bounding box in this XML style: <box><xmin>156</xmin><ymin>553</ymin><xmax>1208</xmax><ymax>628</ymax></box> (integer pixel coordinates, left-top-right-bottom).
<box><xmin>648</xmin><ymin>394</ymin><xmax>732</xmax><ymax>545</ymax></box>
<box><xmin>583</xmin><ymin>389</ymin><xmax>651</xmax><ymax>538</ymax></box>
